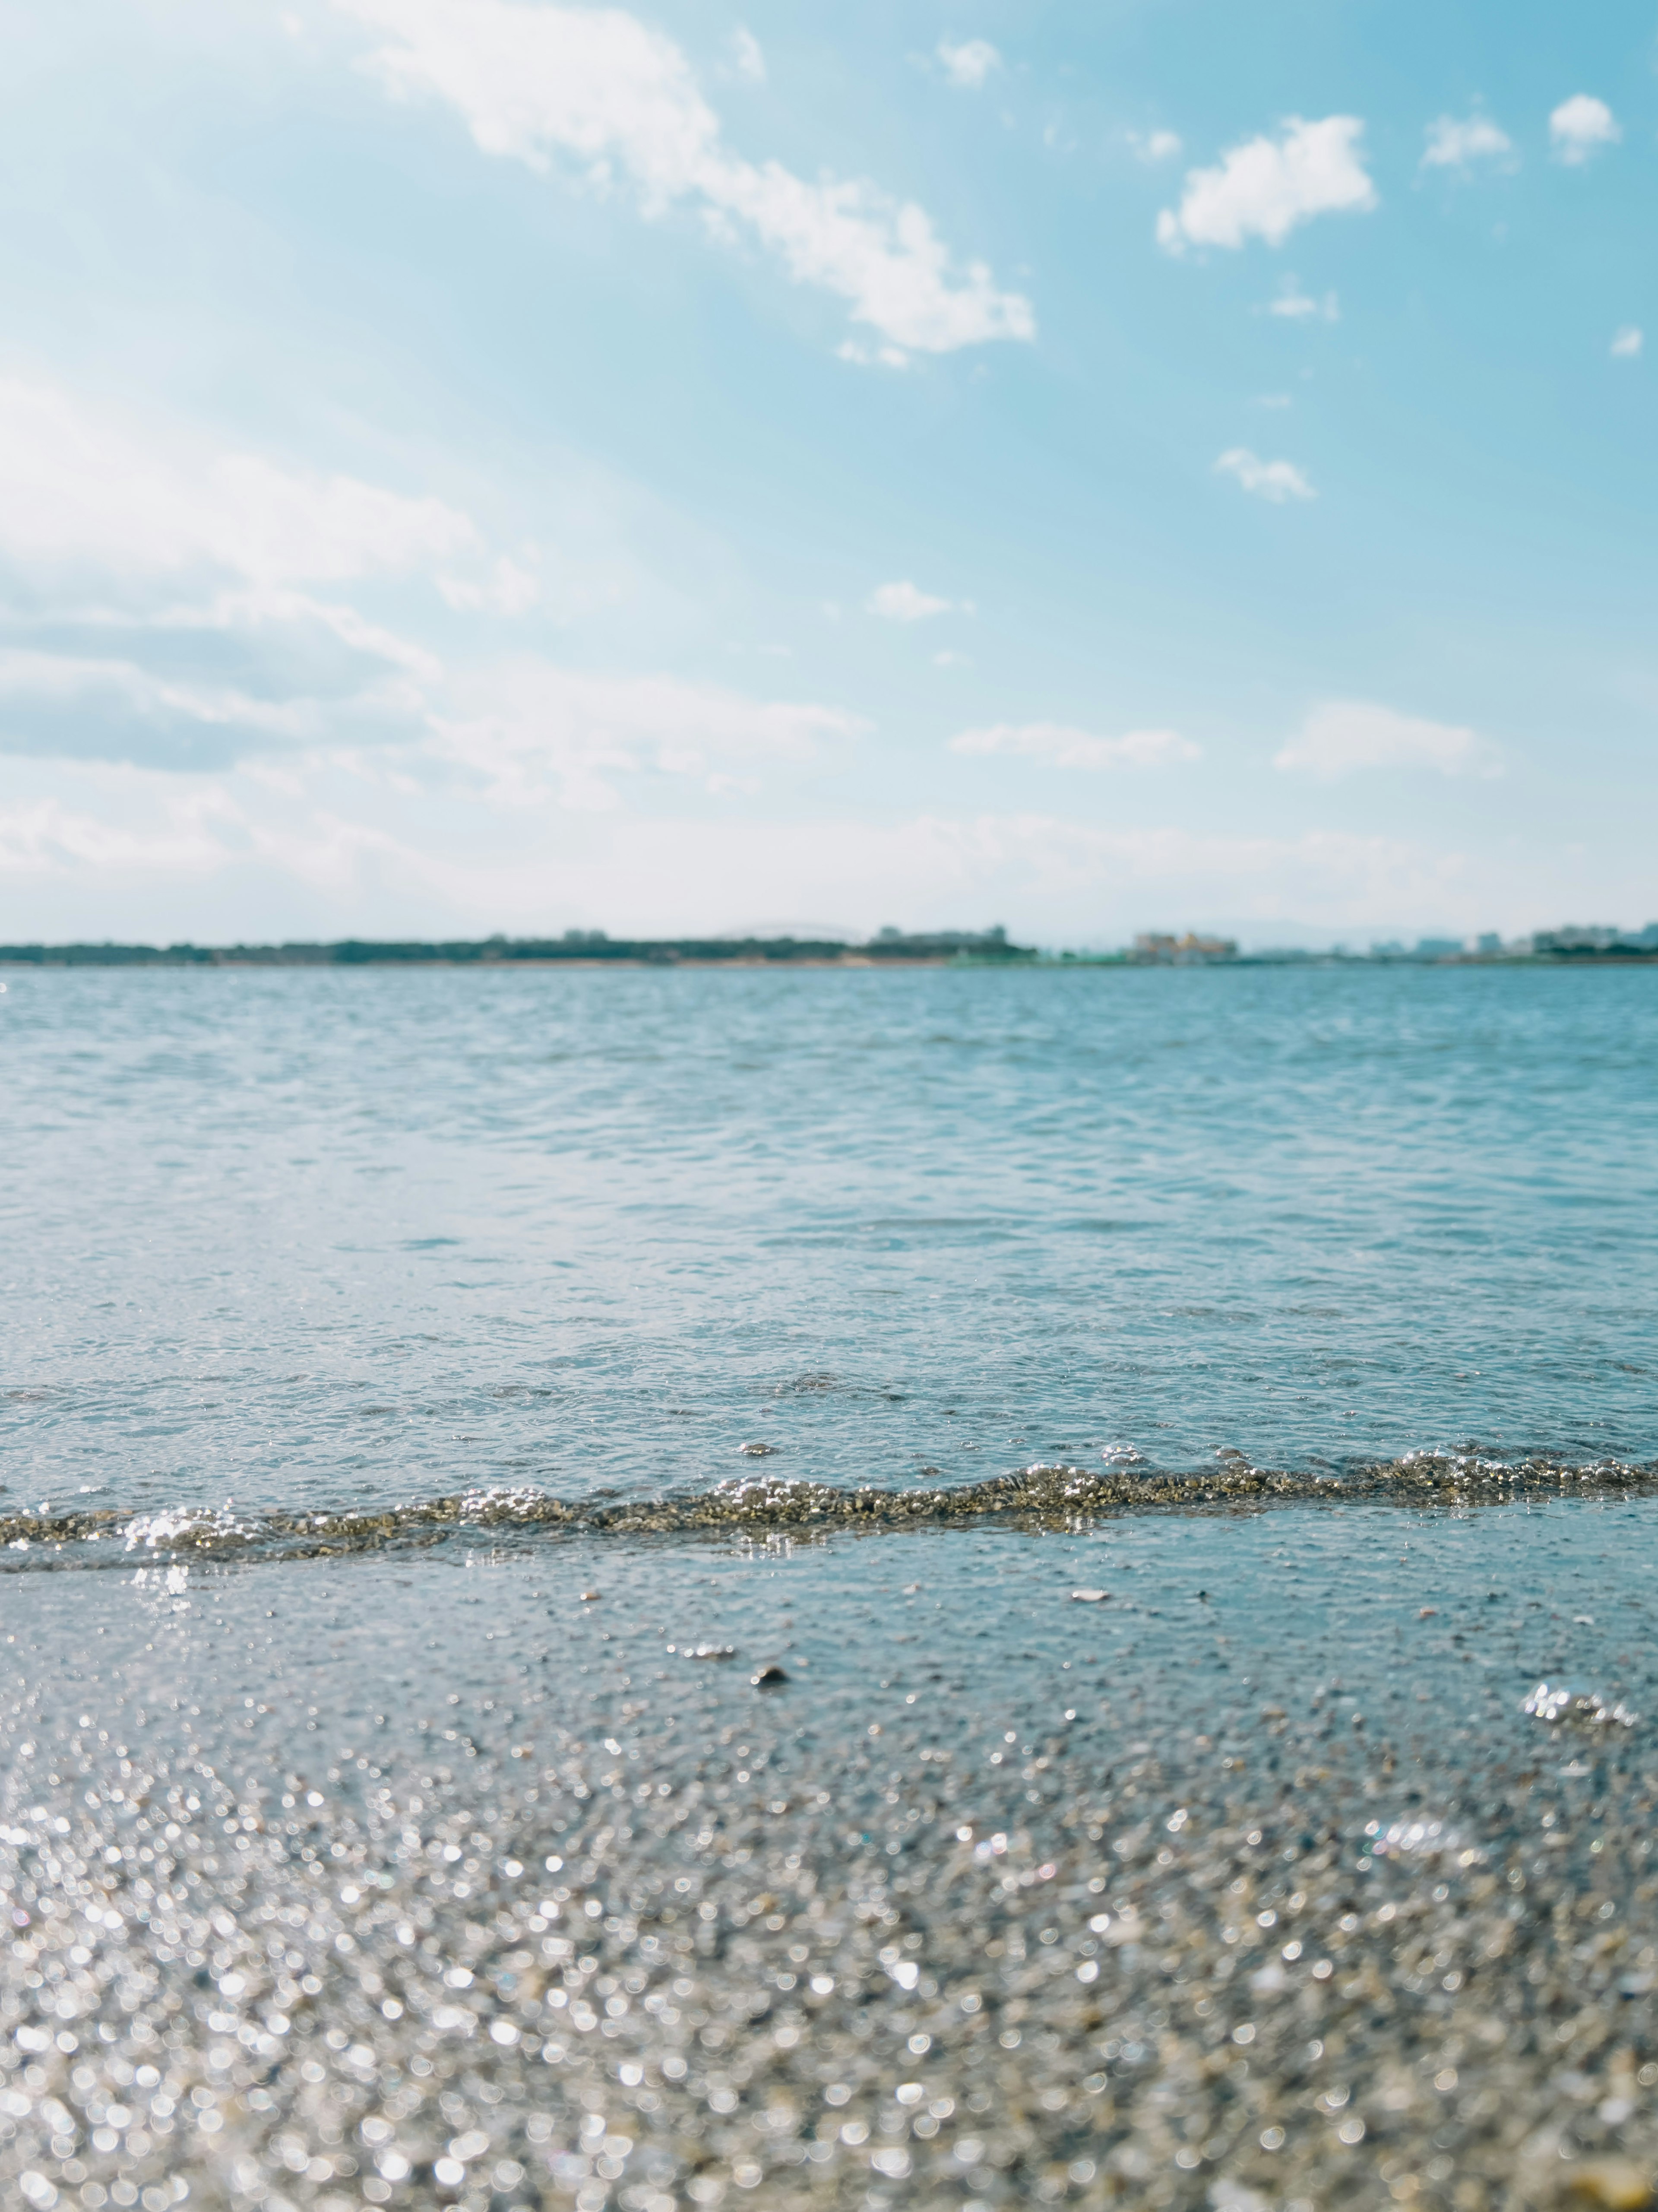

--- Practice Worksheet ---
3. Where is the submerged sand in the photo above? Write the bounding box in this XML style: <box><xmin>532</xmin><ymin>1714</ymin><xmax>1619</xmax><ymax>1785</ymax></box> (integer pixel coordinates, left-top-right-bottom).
<box><xmin>3</xmin><ymin>1495</ymin><xmax>1658</xmax><ymax>2211</ymax></box>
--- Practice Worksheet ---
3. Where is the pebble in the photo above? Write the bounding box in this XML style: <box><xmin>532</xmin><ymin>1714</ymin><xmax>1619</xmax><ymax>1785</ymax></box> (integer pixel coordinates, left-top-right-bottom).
<box><xmin>1564</xmin><ymin>2161</ymin><xmax>1655</xmax><ymax>2209</ymax></box>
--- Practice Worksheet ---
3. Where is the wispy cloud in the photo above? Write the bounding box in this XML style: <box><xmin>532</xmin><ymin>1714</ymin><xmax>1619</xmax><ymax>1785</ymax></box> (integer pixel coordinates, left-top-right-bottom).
<box><xmin>837</xmin><ymin>339</ymin><xmax>911</xmax><ymax>371</ymax></box>
<box><xmin>1127</xmin><ymin>128</ymin><xmax>1182</xmax><ymax>164</ymax></box>
<box><xmin>1421</xmin><ymin>113</ymin><xmax>1514</xmax><ymax>172</ymax></box>
<box><xmin>335</xmin><ymin>0</ymin><xmax>1033</xmax><ymax>358</ymax></box>
<box><xmin>0</xmin><ymin>377</ymin><xmax>497</xmax><ymax>770</ymax></box>
<box><xmin>1611</xmin><ymin>326</ymin><xmax>1644</xmax><ymax>360</ymax></box>
<box><xmin>728</xmin><ymin>27</ymin><xmax>765</xmax><ymax>84</ymax></box>
<box><xmin>1274</xmin><ymin>700</ymin><xmax>1502</xmax><ymax>779</ymax></box>
<box><xmin>1267</xmin><ymin>278</ymin><xmax>1339</xmax><ymax>321</ymax></box>
<box><xmin>1215</xmin><ymin>449</ymin><xmax>1315</xmax><ymax>503</ymax></box>
<box><xmin>0</xmin><ymin>374</ymin><xmax>869</xmax><ymax>811</ymax></box>
<box><xmin>0</xmin><ymin>379</ymin><xmax>479</xmax><ymax>594</ymax></box>
<box><xmin>1549</xmin><ymin>94</ymin><xmax>1619</xmax><ymax>165</ymax></box>
<box><xmin>867</xmin><ymin>580</ymin><xmax>956</xmax><ymax>622</ymax></box>
<box><xmin>950</xmin><ymin>723</ymin><xmax>1199</xmax><ymax>769</ymax></box>
<box><xmin>1157</xmin><ymin>115</ymin><xmax>1376</xmax><ymax>253</ymax></box>
<box><xmin>936</xmin><ymin>38</ymin><xmax>1000</xmax><ymax>90</ymax></box>
<box><xmin>430</xmin><ymin>656</ymin><xmax>866</xmax><ymax>811</ymax></box>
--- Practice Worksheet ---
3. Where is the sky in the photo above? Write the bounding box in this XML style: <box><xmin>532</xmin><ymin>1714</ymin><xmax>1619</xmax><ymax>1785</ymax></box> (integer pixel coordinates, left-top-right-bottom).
<box><xmin>0</xmin><ymin>0</ymin><xmax>1654</xmax><ymax>948</ymax></box>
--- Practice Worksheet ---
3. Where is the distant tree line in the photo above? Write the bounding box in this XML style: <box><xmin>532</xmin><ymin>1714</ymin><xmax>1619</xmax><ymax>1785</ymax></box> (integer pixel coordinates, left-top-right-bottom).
<box><xmin>0</xmin><ymin>927</ymin><xmax>1035</xmax><ymax>968</ymax></box>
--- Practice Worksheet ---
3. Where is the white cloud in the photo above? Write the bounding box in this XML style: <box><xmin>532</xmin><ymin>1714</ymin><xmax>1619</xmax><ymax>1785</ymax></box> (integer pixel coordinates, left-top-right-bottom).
<box><xmin>1127</xmin><ymin>129</ymin><xmax>1183</xmax><ymax>164</ymax></box>
<box><xmin>936</xmin><ymin>38</ymin><xmax>1000</xmax><ymax>90</ymax></box>
<box><xmin>837</xmin><ymin>339</ymin><xmax>910</xmax><ymax>371</ymax></box>
<box><xmin>1550</xmin><ymin>94</ymin><xmax>1619</xmax><ymax>165</ymax></box>
<box><xmin>1267</xmin><ymin>279</ymin><xmax>1338</xmax><ymax>321</ymax></box>
<box><xmin>0</xmin><ymin>378</ymin><xmax>479</xmax><ymax>592</ymax></box>
<box><xmin>729</xmin><ymin>26</ymin><xmax>764</xmax><ymax>83</ymax></box>
<box><xmin>867</xmin><ymin>580</ymin><xmax>954</xmax><ymax>622</ymax></box>
<box><xmin>949</xmin><ymin>723</ymin><xmax>1199</xmax><ymax>769</ymax></box>
<box><xmin>430</xmin><ymin>655</ymin><xmax>864</xmax><ymax>810</ymax></box>
<box><xmin>437</xmin><ymin>555</ymin><xmax>542</xmax><ymax>614</ymax></box>
<box><xmin>0</xmin><ymin>375</ymin><xmax>866</xmax><ymax>808</ymax></box>
<box><xmin>1421</xmin><ymin>114</ymin><xmax>1513</xmax><ymax>171</ymax></box>
<box><xmin>1157</xmin><ymin>115</ymin><xmax>1376</xmax><ymax>253</ymax></box>
<box><xmin>1611</xmin><ymin>325</ymin><xmax>1643</xmax><ymax>359</ymax></box>
<box><xmin>0</xmin><ymin>778</ymin><xmax>255</xmax><ymax>884</ymax></box>
<box><xmin>0</xmin><ymin>647</ymin><xmax>355</xmax><ymax>757</ymax></box>
<box><xmin>1215</xmin><ymin>449</ymin><xmax>1315</xmax><ymax>503</ymax></box>
<box><xmin>1273</xmin><ymin>700</ymin><xmax>1502</xmax><ymax>779</ymax></box>
<box><xmin>0</xmin><ymin>378</ymin><xmax>513</xmax><ymax>770</ymax></box>
<box><xmin>336</xmin><ymin>0</ymin><xmax>1034</xmax><ymax>356</ymax></box>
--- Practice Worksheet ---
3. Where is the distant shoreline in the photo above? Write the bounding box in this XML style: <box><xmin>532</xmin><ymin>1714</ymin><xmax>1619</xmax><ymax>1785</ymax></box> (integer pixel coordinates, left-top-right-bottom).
<box><xmin>0</xmin><ymin>931</ymin><xmax>1031</xmax><ymax>971</ymax></box>
<box><xmin>2</xmin><ymin>934</ymin><xmax>1656</xmax><ymax>970</ymax></box>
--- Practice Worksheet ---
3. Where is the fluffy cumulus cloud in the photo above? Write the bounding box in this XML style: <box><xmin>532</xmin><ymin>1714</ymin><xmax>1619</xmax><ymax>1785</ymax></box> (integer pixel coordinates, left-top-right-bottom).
<box><xmin>1273</xmin><ymin>700</ymin><xmax>1502</xmax><ymax>779</ymax></box>
<box><xmin>1611</xmin><ymin>326</ymin><xmax>1643</xmax><ymax>360</ymax></box>
<box><xmin>936</xmin><ymin>38</ymin><xmax>1000</xmax><ymax>90</ymax></box>
<box><xmin>335</xmin><ymin>0</ymin><xmax>1033</xmax><ymax>359</ymax></box>
<box><xmin>1549</xmin><ymin>94</ymin><xmax>1620</xmax><ymax>165</ymax></box>
<box><xmin>949</xmin><ymin>723</ymin><xmax>1199</xmax><ymax>769</ymax></box>
<box><xmin>1157</xmin><ymin>116</ymin><xmax>1375</xmax><ymax>253</ymax></box>
<box><xmin>1421</xmin><ymin>114</ymin><xmax>1513</xmax><ymax>172</ymax></box>
<box><xmin>1215</xmin><ymin>449</ymin><xmax>1315</xmax><ymax>503</ymax></box>
<box><xmin>867</xmin><ymin>580</ymin><xmax>956</xmax><ymax>621</ymax></box>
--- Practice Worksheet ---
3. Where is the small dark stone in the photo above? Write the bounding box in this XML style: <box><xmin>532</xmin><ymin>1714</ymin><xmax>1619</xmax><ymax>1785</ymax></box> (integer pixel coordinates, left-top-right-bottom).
<box><xmin>751</xmin><ymin>1664</ymin><xmax>789</xmax><ymax>1687</ymax></box>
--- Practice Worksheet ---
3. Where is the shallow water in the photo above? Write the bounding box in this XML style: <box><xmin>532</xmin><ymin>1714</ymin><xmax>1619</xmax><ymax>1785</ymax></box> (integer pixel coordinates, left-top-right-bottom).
<box><xmin>5</xmin><ymin>1496</ymin><xmax>1658</xmax><ymax>2211</ymax></box>
<box><xmin>3</xmin><ymin>963</ymin><xmax>1658</xmax><ymax>2209</ymax></box>
<box><xmin>4</xmin><ymin>963</ymin><xmax>1657</xmax><ymax>1521</ymax></box>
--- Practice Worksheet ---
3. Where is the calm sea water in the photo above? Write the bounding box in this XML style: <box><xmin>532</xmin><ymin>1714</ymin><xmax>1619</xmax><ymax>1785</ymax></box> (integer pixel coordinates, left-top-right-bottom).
<box><xmin>3</xmin><ymin>962</ymin><xmax>1656</xmax><ymax>1522</ymax></box>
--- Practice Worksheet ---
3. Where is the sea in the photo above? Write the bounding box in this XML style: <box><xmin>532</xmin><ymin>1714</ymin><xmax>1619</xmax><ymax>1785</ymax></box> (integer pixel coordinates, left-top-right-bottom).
<box><xmin>3</xmin><ymin>960</ymin><xmax>1657</xmax><ymax>2212</ymax></box>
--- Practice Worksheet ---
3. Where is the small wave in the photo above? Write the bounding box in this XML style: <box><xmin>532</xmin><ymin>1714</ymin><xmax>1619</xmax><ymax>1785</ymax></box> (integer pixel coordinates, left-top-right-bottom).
<box><xmin>1523</xmin><ymin>1681</ymin><xmax>1639</xmax><ymax>1729</ymax></box>
<box><xmin>0</xmin><ymin>1451</ymin><xmax>1653</xmax><ymax>1572</ymax></box>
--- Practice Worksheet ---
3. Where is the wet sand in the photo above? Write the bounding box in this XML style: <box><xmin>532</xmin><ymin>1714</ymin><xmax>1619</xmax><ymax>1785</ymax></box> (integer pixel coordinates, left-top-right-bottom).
<box><xmin>4</xmin><ymin>1495</ymin><xmax>1658</xmax><ymax>2211</ymax></box>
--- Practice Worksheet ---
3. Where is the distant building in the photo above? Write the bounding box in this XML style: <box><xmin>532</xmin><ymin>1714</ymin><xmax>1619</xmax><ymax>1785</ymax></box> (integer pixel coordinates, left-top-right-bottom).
<box><xmin>1467</xmin><ymin>932</ymin><xmax>1503</xmax><ymax>955</ymax></box>
<box><xmin>1414</xmin><ymin>937</ymin><xmax>1463</xmax><ymax>957</ymax></box>
<box><xmin>1130</xmin><ymin>932</ymin><xmax>1239</xmax><ymax>965</ymax></box>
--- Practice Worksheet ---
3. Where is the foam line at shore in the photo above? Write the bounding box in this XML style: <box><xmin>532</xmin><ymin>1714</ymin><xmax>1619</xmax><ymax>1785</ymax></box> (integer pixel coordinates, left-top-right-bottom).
<box><xmin>0</xmin><ymin>1450</ymin><xmax>1653</xmax><ymax>1571</ymax></box>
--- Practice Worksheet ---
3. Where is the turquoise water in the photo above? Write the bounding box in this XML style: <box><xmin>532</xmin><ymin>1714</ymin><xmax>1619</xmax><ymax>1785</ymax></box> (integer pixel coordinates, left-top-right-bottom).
<box><xmin>4</xmin><ymin>963</ymin><xmax>1655</xmax><ymax>1524</ymax></box>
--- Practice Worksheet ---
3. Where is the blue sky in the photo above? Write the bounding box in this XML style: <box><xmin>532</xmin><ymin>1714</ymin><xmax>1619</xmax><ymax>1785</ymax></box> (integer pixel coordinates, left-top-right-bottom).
<box><xmin>0</xmin><ymin>0</ymin><xmax>1653</xmax><ymax>946</ymax></box>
